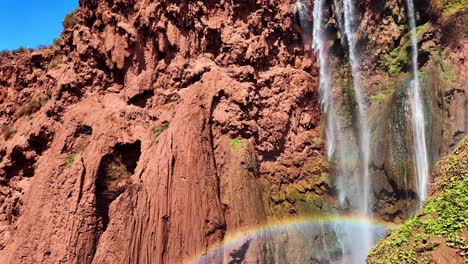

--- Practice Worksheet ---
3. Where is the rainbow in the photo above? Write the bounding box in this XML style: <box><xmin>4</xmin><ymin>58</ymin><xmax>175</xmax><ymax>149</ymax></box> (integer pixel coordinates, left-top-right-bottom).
<box><xmin>188</xmin><ymin>215</ymin><xmax>399</xmax><ymax>263</ymax></box>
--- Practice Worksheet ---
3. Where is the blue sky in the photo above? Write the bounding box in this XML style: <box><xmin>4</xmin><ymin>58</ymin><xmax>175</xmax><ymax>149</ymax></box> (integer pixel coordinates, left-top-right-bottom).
<box><xmin>0</xmin><ymin>0</ymin><xmax>78</xmax><ymax>50</ymax></box>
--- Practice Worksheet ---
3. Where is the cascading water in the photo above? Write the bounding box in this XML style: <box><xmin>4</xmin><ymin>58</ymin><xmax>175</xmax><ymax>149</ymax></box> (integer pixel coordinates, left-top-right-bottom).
<box><xmin>296</xmin><ymin>0</ymin><xmax>374</xmax><ymax>262</ymax></box>
<box><xmin>339</xmin><ymin>0</ymin><xmax>373</xmax><ymax>261</ymax></box>
<box><xmin>405</xmin><ymin>0</ymin><xmax>430</xmax><ymax>204</ymax></box>
<box><xmin>294</xmin><ymin>0</ymin><xmax>432</xmax><ymax>262</ymax></box>
<box><xmin>311</xmin><ymin>0</ymin><xmax>337</xmax><ymax>159</ymax></box>
<box><xmin>342</xmin><ymin>0</ymin><xmax>372</xmax><ymax>217</ymax></box>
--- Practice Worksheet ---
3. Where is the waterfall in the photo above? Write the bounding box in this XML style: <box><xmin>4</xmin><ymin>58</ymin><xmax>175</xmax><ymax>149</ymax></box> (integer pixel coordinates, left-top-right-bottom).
<box><xmin>405</xmin><ymin>0</ymin><xmax>429</xmax><ymax>203</ymax></box>
<box><xmin>295</xmin><ymin>0</ymin><xmax>374</xmax><ymax>262</ymax></box>
<box><xmin>293</xmin><ymin>0</ymin><xmax>431</xmax><ymax>262</ymax></box>
<box><xmin>341</xmin><ymin>0</ymin><xmax>373</xmax><ymax>260</ymax></box>
<box><xmin>294</xmin><ymin>0</ymin><xmax>308</xmax><ymax>29</ymax></box>
<box><xmin>311</xmin><ymin>0</ymin><xmax>337</xmax><ymax>159</ymax></box>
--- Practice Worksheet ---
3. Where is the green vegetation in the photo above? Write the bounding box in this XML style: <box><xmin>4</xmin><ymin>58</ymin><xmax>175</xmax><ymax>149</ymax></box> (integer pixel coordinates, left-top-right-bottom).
<box><xmin>152</xmin><ymin>121</ymin><xmax>170</xmax><ymax>140</ymax></box>
<box><xmin>14</xmin><ymin>95</ymin><xmax>50</xmax><ymax>118</ymax></box>
<box><xmin>371</xmin><ymin>89</ymin><xmax>393</xmax><ymax>102</ymax></box>
<box><xmin>379</xmin><ymin>23</ymin><xmax>429</xmax><ymax>75</ymax></box>
<box><xmin>52</xmin><ymin>38</ymin><xmax>61</xmax><ymax>47</ymax></box>
<box><xmin>441</xmin><ymin>0</ymin><xmax>467</xmax><ymax>15</ymax></box>
<box><xmin>65</xmin><ymin>152</ymin><xmax>78</xmax><ymax>168</ymax></box>
<box><xmin>371</xmin><ymin>80</ymin><xmax>397</xmax><ymax>102</ymax></box>
<box><xmin>387</xmin><ymin>46</ymin><xmax>409</xmax><ymax>75</ymax></box>
<box><xmin>302</xmin><ymin>158</ymin><xmax>330</xmax><ymax>186</ymax></box>
<box><xmin>269</xmin><ymin>156</ymin><xmax>333</xmax><ymax>218</ymax></box>
<box><xmin>335</xmin><ymin>70</ymin><xmax>357</xmax><ymax>125</ymax></box>
<box><xmin>12</xmin><ymin>46</ymin><xmax>29</xmax><ymax>53</ymax></box>
<box><xmin>368</xmin><ymin>138</ymin><xmax>468</xmax><ymax>263</ymax></box>
<box><xmin>229</xmin><ymin>139</ymin><xmax>244</xmax><ymax>150</ymax></box>
<box><xmin>435</xmin><ymin>53</ymin><xmax>456</xmax><ymax>83</ymax></box>
<box><xmin>48</xmin><ymin>54</ymin><xmax>63</xmax><ymax>69</ymax></box>
<box><xmin>95</xmin><ymin>142</ymin><xmax>140</xmax><ymax>208</ymax></box>
<box><xmin>270</xmin><ymin>181</ymin><xmax>332</xmax><ymax>217</ymax></box>
<box><xmin>339</xmin><ymin>104</ymin><xmax>353</xmax><ymax>123</ymax></box>
<box><xmin>62</xmin><ymin>8</ymin><xmax>80</xmax><ymax>29</ymax></box>
<box><xmin>304</xmin><ymin>132</ymin><xmax>324</xmax><ymax>150</ymax></box>
<box><xmin>97</xmin><ymin>154</ymin><xmax>132</xmax><ymax>197</ymax></box>
<box><xmin>1</xmin><ymin>126</ymin><xmax>17</xmax><ymax>140</ymax></box>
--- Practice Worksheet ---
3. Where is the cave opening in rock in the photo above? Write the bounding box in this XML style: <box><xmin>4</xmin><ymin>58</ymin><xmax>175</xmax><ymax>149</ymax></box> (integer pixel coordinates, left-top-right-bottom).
<box><xmin>128</xmin><ymin>90</ymin><xmax>154</xmax><ymax>108</ymax></box>
<box><xmin>5</xmin><ymin>146</ymin><xmax>36</xmax><ymax>179</ymax></box>
<box><xmin>28</xmin><ymin>128</ymin><xmax>55</xmax><ymax>155</ymax></box>
<box><xmin>95</xmin><ymin>140</ymin><xmax>141</xmax><ymax>231</ymax></box>
<box><xmin>74</xmin><ymin>125</ymin><xmax>93</xmax><ymax>136</ymax></box>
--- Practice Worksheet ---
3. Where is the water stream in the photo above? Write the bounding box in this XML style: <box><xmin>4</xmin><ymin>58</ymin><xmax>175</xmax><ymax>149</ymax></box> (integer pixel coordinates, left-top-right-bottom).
<box><xmin>405</xmin><ymin>0</ymin><xmax>430</xmax><ymax>204</ymax></box>
<box><xmin>340</xmin><ymin>0</ymin><xmax>374</xmax><ymax>261</ymax></box>
<box><xmin>311</xmin><ymin>0</ymin><xmax>336</xmax><ymax>159</ymax></box>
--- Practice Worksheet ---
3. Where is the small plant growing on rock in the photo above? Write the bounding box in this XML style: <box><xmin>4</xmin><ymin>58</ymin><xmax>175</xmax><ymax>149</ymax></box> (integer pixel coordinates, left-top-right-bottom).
<box><xmin>14</xmin><ymin>101</ymin><xmax>40</xmax><ymax>118</ymax></box>
<box><xmin>14</xmin><ymin>96</ymin><xmax>50</xmax><ymax>119</ymax></box>
<box><xmin>152</xmin><ymin>121</ymin><xmax>170</xmax><ymax>140</ymax></box>
<box><xmin>48</xmin><ymin>54</ymin><xmax>63</xmax><ymax>69</ymax></box>
<box><xmin>1</xmin><ymin>125</ymin><xmax>17</xmax><ymax>140</ymax></box>
<box><xmin>62</xmin><ymin>9</ymin><xmax>80</xmax><ymax>29</ymax></box>
<box><xmin>229</xmin><ymin>139</ymin><xmax>244</xmax><ymax>150</ymax></box>
<box><xmin>12</xmin><ymin>46</ymin><xmax>29</xmax><ymax>53</ymax></box>
<box><xmin>52</xmin><ymin>38</ymin><xmax>61</xmax><ymax>48</ymax></box>
<box><xmin>65</xmin><ymin>152</ymin><xmax>78</xmax><ymax>168</ymax></box>
<box><xmin>95</xmin><ymin>141</ymin><xmax>141</xmax><ymax>230</ymax></box>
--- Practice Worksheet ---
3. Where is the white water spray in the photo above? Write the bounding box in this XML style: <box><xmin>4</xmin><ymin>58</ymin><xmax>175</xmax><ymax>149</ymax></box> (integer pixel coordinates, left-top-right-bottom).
<box><xmin>405</xmin><ymin>0</ymin><xmax>430</xmax><ymax>203</ymax></box>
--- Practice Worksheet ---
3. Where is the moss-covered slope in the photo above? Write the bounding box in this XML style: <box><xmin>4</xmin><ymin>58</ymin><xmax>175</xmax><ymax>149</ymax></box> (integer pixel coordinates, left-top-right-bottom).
<box><xmin>368</xmin><ymin>137</ymin><xmax>468</xmax><ymax>263</ymax></box>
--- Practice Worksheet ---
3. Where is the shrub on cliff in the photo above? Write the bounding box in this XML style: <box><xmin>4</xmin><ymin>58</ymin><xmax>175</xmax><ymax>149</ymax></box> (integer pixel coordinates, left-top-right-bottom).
<box><xmin>14</xmin><ymin>96</ymin><xmax>50</xmax><ymax>119</ymax></box>
<box><xmin>1</xmin><ymin>125</ymin><xmax>17</xmax><ymax>140</ymax></box>
<box><xmin>62</xmin><ymin>8</ymin><xmax>79</xmax><ymax>29</ymax></box>
<box><xmin>12</xmin><ymin>46</ymin><xmax>29</xmax><ymax>54</ymax></box>
<box><xmin>52</xmin><ymin>37</ymin><xmax>61</xmax><ymax>48</ymax></box>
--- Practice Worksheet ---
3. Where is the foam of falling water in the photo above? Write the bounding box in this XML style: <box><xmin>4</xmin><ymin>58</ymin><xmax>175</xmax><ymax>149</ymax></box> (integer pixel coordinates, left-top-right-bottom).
<box><xmin>405</xmin><ymin>0</ymin><xmax>430</xmax><ymax>203</ymax></box>
<box><xmin>294</xmin><ymin>0</ymin><xmax>308</xmax><ymax>28</ymax></box>
<box><xmin>341</xmin><ymin>0</ymin><xmax>373</xmax><ymax>261</ymax></box>
<box><xmin>333</xmin><ymin>0</ymin><xmax>344</xmax><ymax>43</ymax></box>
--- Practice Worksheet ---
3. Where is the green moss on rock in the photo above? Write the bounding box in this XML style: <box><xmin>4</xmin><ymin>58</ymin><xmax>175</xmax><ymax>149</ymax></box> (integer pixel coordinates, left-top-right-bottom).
<box><xmin>229</xmin><ymin>139</ymin><xmax>244</xmax><ymax>150</ymax></box>
<box><xmin>379</xmin><ymin>23</ymin><xmax>430</xmax><ymax>75</ymax></box>
<box><xmin>270</xmin><ymin>184</ymin><xmax>330</xmax><ymax>217</ymax></box>
<box><xmin>440</xmin><ymin>0</ymin><xmax>467</xmax><ymax>15</ymax></box>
